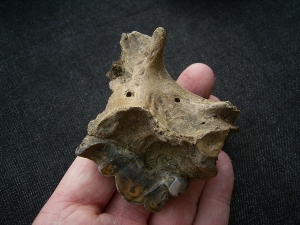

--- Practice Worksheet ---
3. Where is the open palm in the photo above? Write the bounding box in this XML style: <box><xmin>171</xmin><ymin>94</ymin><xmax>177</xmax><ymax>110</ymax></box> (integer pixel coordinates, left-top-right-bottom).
<box><xmin>33</xmin><ymin>63</ymin><xmax>234</xmax><ymax>225</ymax></box>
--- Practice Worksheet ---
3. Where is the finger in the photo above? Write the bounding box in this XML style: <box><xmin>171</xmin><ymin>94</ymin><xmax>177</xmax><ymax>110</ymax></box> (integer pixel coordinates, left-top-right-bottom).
<box><xmin>34</xmin><ymin>157</ymin><xmax>116</xmax><ymax>223</ymax></box>
<box><xmin>177</xmin><ymin>63</ymin><xmax>215</xmax><ymax>98</ymax></box>
<box><xmin>209</xmin><ymin>94</ymin><xmax>220</xmax><ymax>101</ymax></box>
<box><xmin>193</xmin><ymin>151</ymin><xmax>234</xmax><ymax>225</ymax></box>
<box><xmin>53</xmin><ymin>157</ymin><xmax>115</xmax><ymax>211</ymax></box>
<box><xmin>148</xmin><ymin>181</ymin><xmax>206</xmax><ymax>225</ymax></box>
<box><xmin>103</xmin><ymin>191</ymin><xmax>151</xmax><ymax>225</ymax></box>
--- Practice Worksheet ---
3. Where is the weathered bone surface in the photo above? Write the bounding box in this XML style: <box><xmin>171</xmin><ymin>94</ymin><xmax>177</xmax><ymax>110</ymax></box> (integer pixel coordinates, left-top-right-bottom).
<box><xmin>76</xmin><ymin>27</ymin><xmax>240</xmax><ymax>212</ymax></box>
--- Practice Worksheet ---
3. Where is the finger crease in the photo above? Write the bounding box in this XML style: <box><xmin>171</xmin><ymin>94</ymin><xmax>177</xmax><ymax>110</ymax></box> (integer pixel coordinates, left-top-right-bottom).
<box><xmin>200</xmin><ymin>192</ymin><xmax>231</xmax><ymax>206</ymax></box>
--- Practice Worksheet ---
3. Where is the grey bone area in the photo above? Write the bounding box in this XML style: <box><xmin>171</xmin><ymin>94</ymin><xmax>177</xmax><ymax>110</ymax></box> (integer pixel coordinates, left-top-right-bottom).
<box><xmin>76</xmin><ymin>136</ymin><xmax>189</xmax><ymax>212</ymax></box>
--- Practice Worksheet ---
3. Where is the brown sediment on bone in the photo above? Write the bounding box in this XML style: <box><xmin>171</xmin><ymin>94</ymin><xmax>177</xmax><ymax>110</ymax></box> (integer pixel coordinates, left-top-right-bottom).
<box><xmin>76</xmin><ymin>27</ymin><xmax>240</xmax><ymax>212</ymax></box>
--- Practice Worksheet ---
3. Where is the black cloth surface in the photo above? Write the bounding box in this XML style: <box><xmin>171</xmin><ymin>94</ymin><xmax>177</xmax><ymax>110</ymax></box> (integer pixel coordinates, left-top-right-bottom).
<box><xmin>1</xmin><ymin>0</ymin><xmax>299</xmax><ymax>224</ymax></box>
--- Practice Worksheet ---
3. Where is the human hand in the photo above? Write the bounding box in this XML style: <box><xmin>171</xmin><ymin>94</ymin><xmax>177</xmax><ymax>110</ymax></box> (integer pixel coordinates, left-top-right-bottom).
<box><xmin>33</xmin><ymin>63</ymin><xmax>234</xmax><ymax>225</ymax></box>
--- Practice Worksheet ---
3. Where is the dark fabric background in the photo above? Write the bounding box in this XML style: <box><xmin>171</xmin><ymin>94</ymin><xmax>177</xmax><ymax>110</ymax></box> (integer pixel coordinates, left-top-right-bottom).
<box><xmin>1</xmin><ymin>0</ymin><xmax>299</xmax><ymax>224</ymax></box>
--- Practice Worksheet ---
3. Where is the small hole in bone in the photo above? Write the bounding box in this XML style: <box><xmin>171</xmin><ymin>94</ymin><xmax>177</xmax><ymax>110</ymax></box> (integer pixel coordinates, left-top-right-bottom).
<box><xmin>126</xmin><ymin>92</ymin><xmax>133</xmax><ymax>97</ymax></box>
<box><xmin>175</xmin><ymin>98</ymin><xmax>180</xmax><ymax>102</ymax></box>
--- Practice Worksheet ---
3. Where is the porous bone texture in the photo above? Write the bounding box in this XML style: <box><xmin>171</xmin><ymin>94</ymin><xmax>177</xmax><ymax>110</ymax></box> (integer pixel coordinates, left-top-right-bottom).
<box><xmin>76</xmin><ymin>27</ymin><xmax>240</xmax><ymax>212</ymax></box>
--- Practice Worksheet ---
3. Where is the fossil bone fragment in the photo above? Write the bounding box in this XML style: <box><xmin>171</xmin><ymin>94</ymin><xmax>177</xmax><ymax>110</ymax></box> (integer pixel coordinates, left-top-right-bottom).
<box><xmin>76</xmin><ymin>27</ymin><xmax>240</xmax><ymax>212</ymax></box>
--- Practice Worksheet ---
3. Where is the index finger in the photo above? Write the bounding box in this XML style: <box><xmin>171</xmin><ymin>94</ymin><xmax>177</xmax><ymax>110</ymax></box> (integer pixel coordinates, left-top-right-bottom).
<box><xmin>176</xmin><ymin>63</ymin><xmax>215</xmax><ymax>99</ymax></box>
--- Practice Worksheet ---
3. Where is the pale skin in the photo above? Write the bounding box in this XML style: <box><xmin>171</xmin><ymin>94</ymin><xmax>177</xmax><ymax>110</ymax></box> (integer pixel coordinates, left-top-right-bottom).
<box><xmin>33</xmin><ymin>63</ymin><xmax>234</xmax><ymax>225</ymax></box>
